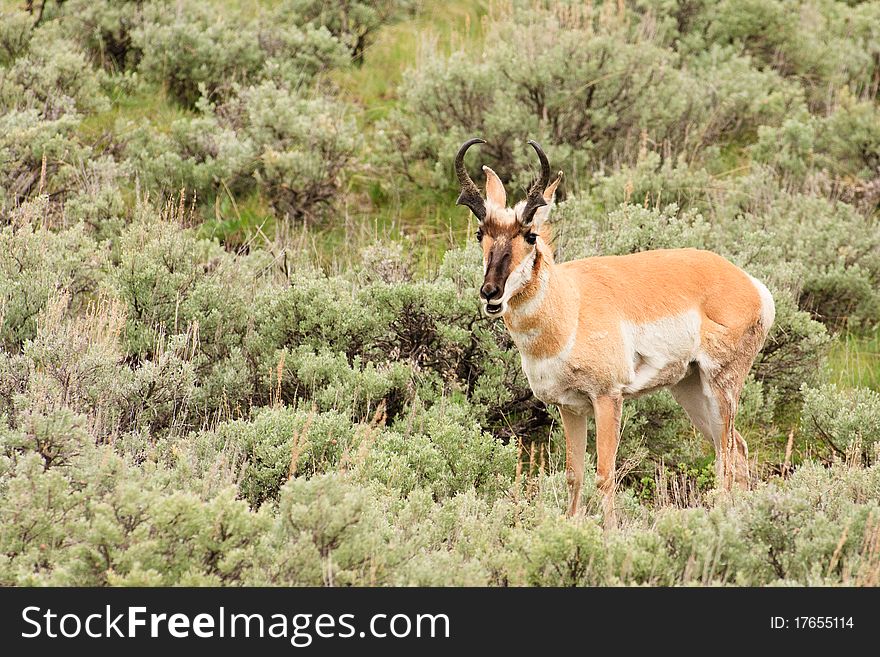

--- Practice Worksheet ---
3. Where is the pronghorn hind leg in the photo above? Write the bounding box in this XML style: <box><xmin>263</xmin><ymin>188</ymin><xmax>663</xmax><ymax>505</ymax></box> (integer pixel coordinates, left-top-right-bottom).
<box><xmin>673</xmin><ymin>319</ymin><xmax>765</xmax><ymax>492</ymax></box>
<box><xmin>732</xmin><ymin>428</ymin><xmax>750</xmax><ymax>489</ymax></box>
<box><xmin>693</xmin><ymin>380</ymin><xmax>748</xmax><ymax>491</ymax></box>
<box><xmin>670</xmin><ymin>368</ymin><xmax>722</xmax><ymax>453</ymax></box>
<box><xmin>715</xmin><ymin>400</ymin><xmax>739</xmax><ymax>491</ymax></box>
<box><xmin>670</xmin><ymin>366</ymin><xmax>749</xmax><ymax>492</ymax></box>
<box><xmin>706</xmin><ymin>334</ymin><xmax>764</xmax><ymax>490</ymax></box>
<box><xmin>592</xmin><ymin>395</ymin><xmax>622</xmax><ymax>528</ymax></box>
<box><xmin>560</xmin><ymin>409</ymin><xmax>588</xmax><ymax>517</ymax></box>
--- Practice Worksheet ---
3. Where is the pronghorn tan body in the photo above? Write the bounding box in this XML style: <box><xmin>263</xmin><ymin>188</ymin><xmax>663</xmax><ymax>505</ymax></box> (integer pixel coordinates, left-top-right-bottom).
<box><xmin>455</xmin><ymin>138</ymin><xmax>775</xmax><ymax>522</ymax></box>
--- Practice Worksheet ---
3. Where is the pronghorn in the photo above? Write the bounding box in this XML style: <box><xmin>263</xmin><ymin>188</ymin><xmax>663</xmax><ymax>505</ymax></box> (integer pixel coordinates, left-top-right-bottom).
<box><xmin>455</xmin><ymin>138</ymin><xmax>775</xmax><ymax>523</ymax></box>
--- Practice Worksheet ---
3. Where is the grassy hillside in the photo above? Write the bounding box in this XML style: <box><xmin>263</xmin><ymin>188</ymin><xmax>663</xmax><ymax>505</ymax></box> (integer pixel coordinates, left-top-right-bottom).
<box><xmin>0</xmin><ymin>0</ymin><xmax>879</xmax><ymax>586</ymax></box>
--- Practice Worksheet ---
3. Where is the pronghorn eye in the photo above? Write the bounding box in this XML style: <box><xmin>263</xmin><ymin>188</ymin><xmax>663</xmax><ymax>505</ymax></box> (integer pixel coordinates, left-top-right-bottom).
<box><xmin>525</xmin><ymin>232</ymin><xmax>538</xmax><ymax>245</ymax></box>
<box><xmin>476</xmin><ymin>230</ymin><xmax>484</xmax><ymax>242</ymax></box>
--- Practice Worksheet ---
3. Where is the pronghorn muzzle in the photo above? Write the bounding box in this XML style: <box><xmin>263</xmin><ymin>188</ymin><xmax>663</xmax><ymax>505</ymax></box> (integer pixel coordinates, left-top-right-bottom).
<box><xmin>480</xmin><ymin>240</ymin><xmax>511</xmax><ymax>315</ymax></box>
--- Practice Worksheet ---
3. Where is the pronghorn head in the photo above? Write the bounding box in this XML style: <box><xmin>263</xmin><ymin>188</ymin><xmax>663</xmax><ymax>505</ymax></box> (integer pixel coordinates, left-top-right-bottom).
<box><xmin>455</xmin><ymin>138</ymin><xmax>563</xmax><ymax>318</ymax></box>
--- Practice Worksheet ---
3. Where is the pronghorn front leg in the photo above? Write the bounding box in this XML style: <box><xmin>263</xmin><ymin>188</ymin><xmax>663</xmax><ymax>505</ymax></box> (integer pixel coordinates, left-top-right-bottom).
<box><xmin>560</xmin><ymin>409</ymin><xmax>587</xmax><ymax>517</ymax></box>
<box><xmin>593</xmin><ymin>394</ymin><xmax>622</xmax><ymax>528</ymax></box>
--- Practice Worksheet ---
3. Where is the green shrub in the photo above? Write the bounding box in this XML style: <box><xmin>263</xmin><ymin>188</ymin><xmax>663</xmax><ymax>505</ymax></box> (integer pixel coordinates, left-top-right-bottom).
<box><xmin>258</xmin><ymin>473</ymin><xmax>388</xmax><ymax>586</ymax></box>
<box><xmin>127</xmin><ymin>81</ymin><xmax>359</xmax><ymax>220</ymax></box>
<box><xmin>0</xmin><ymin>218</ymin><xmax>106</xmax><ymax>351</ymax></box>
<box><xmin>283</xmin><ymin>0</ymin><xmax>418</xmax><ymax>62</ymax></box>
<box><xmin>361</xmin><ymin>402</ymin><xmax>518</xmax><ymax>501</ymax></box>
<box><xmin>380</xmin><ymin>5</ymin><xmax>801</xmax><ymax>192</ymax></box>
<box><xmin>0</xmin><ymin>453</ymin><xmax>81</xmax><ymax>585</ymax></box>
<box><xmin>0</xmin><ymin>11</ymin><xmax>34</xmax><ymax>66</ymax></box>
<box><xmin>753</xmin><ymin>292</ymin><xmax>831</xmax><ymax>405</ymax></box>
<box><xmin>510</xmin><ymin>515</ymin><xmax>607</xmax><ymax>586</ymax></box>
<box><xmin>132</xmin><ymin>3</ymin><xmax>347</xmax><ymax>107</ymax></box>
<box><xmin>556</xmin><ymin>201</ymin><xmax>716</xmax><ymax>258</ymax></box>
<box><xmin>0</xmin><ymin>28</ymin><xmax>107</xmax><ymax>117</ymax></box>
<box><xmin>583</xmin><ymin>153</ymin><xmax>718</xmax><ymax>216</ymax></box>
<box><xmin>731</xmin><ymin>465</ymin><xmax>880</xmax><ymax>584</ymax></box>
<box><xmin>277</xmin><ymin>346</ymin><xmax>413</xmax><ymax>420</ymax></box>
<box><xmin>749</xmin><ymin>99</ymin><xmax>880</xmax><ymax>209</ymax></box>
<box><xmin>801</xmin><ymin>383</ymin><xmax>880</xmax><ymax>460</ymax></box>
<box><xmin>0</xmin><ymin>407</ymin><xmax>92</xmax><ymax>472</ymax></box>
<box><xmin>62</xmin><ymin>155</ymin><xmax>128</xmax><ymax>239</ymax></box>
<box><xmin>112</xmin><ymin>214</ymin><xmax>266</xmax><ymax>358</ymax></box>
<box><xmin>0</xmin><ymin>111</ymin><xmax>86</xmax><ymax>211</ymax></box>
<box><xmin>247</xmin><ymin>272</ymin><xmax>367</xmax><ymax>356</ymax></box>
<box><xmin>751</xmin><ymin>115</ymin><xmax>817</xmax><ymax>185</ymax></box>
<box><xmin>120</xmin><ymin>340</ymin><xmax>197</xmax><ymax>436</ymax></box>
<box><xmin>62</xmin><ymin>0</ymin><xmax>149</xmax><ymax>70</ymax></box>
<box><xmin>705</xmin><ymin>0</ymin><xmax>880</xmax><ymax>112</ymax></box>
<box><xmin>382</xmin><ymin>488</ymin><xmax>525</xmax><ymax>586</ymax></box>
<box><xmin>22</xmin><ymin>293</ymin><xmax>127</xmax><ymax>429</ymax></box>
<box><xmin>124</xmin><ymin>104</ymin><xmax>256</xmax><ymax>203</ymax></box>
<box><xmin>232</xmin><ymin>81</ymin><xmax>360</xmax><ymax>221</ymax></box>
<box><xmin>815</xmin><ymin>97</ymin><xmax>880</xmax><ymax>193</ymax></box>
<box><xmin>174</xmin><ymin>406</ymin><xmax>358</xmax><ymax>509</ymax></box>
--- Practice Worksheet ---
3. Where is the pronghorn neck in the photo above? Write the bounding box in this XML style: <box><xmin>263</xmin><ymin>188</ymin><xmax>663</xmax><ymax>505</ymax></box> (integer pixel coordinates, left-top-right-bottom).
<box><xmin>503</xmin><ymin>246</ymin><xmax>577</xmax><ymax>356</ymax></box>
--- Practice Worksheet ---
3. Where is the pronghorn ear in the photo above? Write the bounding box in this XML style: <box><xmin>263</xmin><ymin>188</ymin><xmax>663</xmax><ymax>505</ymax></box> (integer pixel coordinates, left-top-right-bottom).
<box><xmin>532</xmin><ymin>171</ymin><xmax>563</xmax><ymax>225</ymax></box>
<box><xmin>482</xmin><ymin>165</ymin><xmax>506</xmax><ymax>208</ymax></box>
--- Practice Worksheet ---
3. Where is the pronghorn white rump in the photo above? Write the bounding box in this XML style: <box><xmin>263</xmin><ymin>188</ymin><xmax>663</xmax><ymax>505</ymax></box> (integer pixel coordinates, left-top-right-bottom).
<box><xmin>455</xmin><ymin>138</ymin><xmax>775</xmax><ymax>523</ymax></box>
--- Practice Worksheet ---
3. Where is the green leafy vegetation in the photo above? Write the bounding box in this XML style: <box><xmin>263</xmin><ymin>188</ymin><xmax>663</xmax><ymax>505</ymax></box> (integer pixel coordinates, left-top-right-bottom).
<box><xmin>1</xmin><ymin>0</ymin><xmax>879</xmax><ymax>586</ymax></box>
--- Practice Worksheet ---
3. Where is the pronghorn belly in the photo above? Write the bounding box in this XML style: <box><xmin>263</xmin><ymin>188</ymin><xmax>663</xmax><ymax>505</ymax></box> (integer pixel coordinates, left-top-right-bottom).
<box><xmin>620</xmin><ymin>310</ymin><xmax>703</xmax><ymax>397</ymax></box>
<box><xmin>623</xmin><ymin>359</ymin><xmax>695</xmax><ymax>398</ymax></box>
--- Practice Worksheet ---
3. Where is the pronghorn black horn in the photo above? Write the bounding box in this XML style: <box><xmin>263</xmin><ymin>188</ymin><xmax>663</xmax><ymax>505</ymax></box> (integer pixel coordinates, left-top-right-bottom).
<box><xmin>520</xmin><ymin>140</ymin><xmax>551</xmax><ymax>225</ymax></box>
<box><xmin>455</xmin><ymin>137</ymin><xmax>487</xmax><ymax>223</ymax></box>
